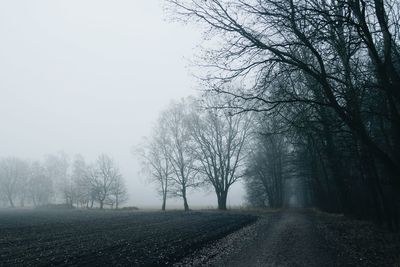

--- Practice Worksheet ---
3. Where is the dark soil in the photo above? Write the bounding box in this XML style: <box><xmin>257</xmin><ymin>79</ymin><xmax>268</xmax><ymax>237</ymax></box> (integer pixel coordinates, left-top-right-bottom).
<box><xmin>0</xmin><ymin>209</ymin><xmax>257</xmax><ymax>266</ymax></box>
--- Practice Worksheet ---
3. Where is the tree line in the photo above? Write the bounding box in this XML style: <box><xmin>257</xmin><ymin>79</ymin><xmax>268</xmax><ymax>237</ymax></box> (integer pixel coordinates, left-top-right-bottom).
<box><xmin>0</xmin><ymin>153</ymin><xmax>128</xmax><ymax>209</ymax></box>
<box><xmin>166</xmin><ymin>0</ymin><xmax>400</xmax><ymax>229</ymax></box>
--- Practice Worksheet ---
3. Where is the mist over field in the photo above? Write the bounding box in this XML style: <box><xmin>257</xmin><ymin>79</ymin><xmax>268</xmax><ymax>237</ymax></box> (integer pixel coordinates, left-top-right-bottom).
<box><xmin>0</xmin><ymin>0</ymin><xmax>244</xmax><ymax>208</ymax></box>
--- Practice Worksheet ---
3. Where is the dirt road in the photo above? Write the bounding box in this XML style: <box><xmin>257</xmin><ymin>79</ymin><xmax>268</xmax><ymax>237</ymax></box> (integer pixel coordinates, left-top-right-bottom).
<box><xmin>177</xmin><ymin>210</ymin><xmax>337</xmax><ymax>267</ymax></box>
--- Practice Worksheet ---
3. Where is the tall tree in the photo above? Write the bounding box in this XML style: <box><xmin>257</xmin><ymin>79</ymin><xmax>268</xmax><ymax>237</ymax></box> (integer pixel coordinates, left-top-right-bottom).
<box><xmin>189</xmin><ymin>103</ymin><xmax>251</xmax><ymax>210</ymax></box>
<box><xmin>246</xmin><ymin>121</ymin><xmax>287</xmax><ymax>209</ymax></box>
<box><xmin>136</xmin><ymin>128</ymin><xmax>173</xmax><ymax>211</ymax></box>
<box><xmin>160</xmin><ymin>99</ymin><xmax>199</xmax><ymax>211</ymax></box>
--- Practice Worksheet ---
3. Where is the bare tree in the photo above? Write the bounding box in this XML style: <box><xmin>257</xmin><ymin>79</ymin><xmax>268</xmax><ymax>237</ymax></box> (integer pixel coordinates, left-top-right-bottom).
<box><xmin>136</xmin><ymin>128</ymin><xmax>173</xmax><ymax>211</ymax></box>
<box><xmin>89</xmin><ymin>154</ymin><xmax>121</xmax><ymax>209</ymax></box>
<box><xmin>71</xmin><ymin>154</ymin><xmax>92</xmax><ymax>208</ymax></box>
<box><xmin>44</xmin><ymin>152</ymin><xmax>71</xmax><ymax>205</ymax></box>
<box><xmin>0</xmin><ymin>158</ymin><xmax>29</xmax><ymax>208</ymax></box>
<box><xmin>161</xmin><ymin>99</ymin><xmax>200</xmax><ymax>211</ymax></box>
<box><xmin>109</xmin><ymin>174</ymin><xmax>128</xmax><ymax>209</ymax></box>
<box><xmin>245</xmin><ymin>117</ymin><xmax>288</xmax><ymax>209</ymax></box>
<box><xmin>28</xmin><ymin>161</ymin><xmax>54</xmax><ymax>207</ymax></box>
<box><xmin>189</xmin><ymin>102</ymin><xmax>251</xmax><ymax>210</ymax></box>
<box><xmin>84</xmin><ymin>165</ymin><xmax>100</xmax><ymax>208</ymax></box>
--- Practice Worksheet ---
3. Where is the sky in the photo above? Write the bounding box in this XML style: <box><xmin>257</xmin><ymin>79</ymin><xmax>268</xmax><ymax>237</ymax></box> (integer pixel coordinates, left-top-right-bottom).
<box><xmin>0</xmin><ymin>0</ymin><xmax>245</xmax><ymax>208</ymax></box>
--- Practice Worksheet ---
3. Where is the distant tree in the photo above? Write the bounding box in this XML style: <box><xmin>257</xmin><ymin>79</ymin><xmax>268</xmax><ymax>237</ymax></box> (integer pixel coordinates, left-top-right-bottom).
<box><xmin>84</xmin><ymin>165</ymin><xmax>100</xmax><ymax>208</ymax></box>
<box><xmin>245</xmin><ymin>118</ymin><xmax>288</xmax><ymax>209</ymax></box>
<box><xmin>71</xmin><ymin>154</ymin><xmax>92</xmax><ymax>208</ymax></box>
<box><xmin>160</xmin><ymin>99</ymin><xmax>200</xmax><ymax>211</ymax></box>
<box><xmin>44</xmin><ymin>152</ymin><xmax>71</xmax><ymax>205</ymax></box>
<box><xmin>0</xmin><ymin>157</ymin><xmax>29</xmax><ymax>208</ymax></box>
<box><xmin>28</xmin><ymin>161</ymin><xmax>54</xmax><ymax>207</ymax></box>
<box><xmin>136</xmin><ymin>125</ymin><xmax>174</xmax><ymax>211</ymax></box>
<box><xmin>109</xmin><ymin>174</ymin><xmax>128</xmax><ymax>209</ymax></box>
<box><xmin>89</xmin><ymin>154</ymin><xmax>122</xmax><ymax>209</ymax></box>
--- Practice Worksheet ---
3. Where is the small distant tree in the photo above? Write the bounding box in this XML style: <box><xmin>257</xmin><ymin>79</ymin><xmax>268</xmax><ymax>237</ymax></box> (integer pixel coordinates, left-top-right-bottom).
<box><xmin>136</xmin><ymin>126</ymin><xmax>174</xmax><ymax>211</ymax></box>
<box><xmin>28</xmin><ymin>161</ymin><xmax>53</xmax><ymax>207</ymax></box>
<box><xmin>44</xmin><ymin>152</ymin><xmax>71</xmax><ymax>205</ymax></box>
<box><xmin>71</xmin><ymin>154</ymin><xmax>92</xmax><ymax>208</ymax></box>
<box><xmin>84</xmin><ymin>165</ymin><xmax>100</xmax><ymax>208</ymax></box>
<box><xmin>89</xmin><ymin>154</ymin><xmax>121</xmax><ymax>209</ymax></box>
<box><xmin>109</xmin><ymin>174</ymin><xmax>128</xmax><ymax>209</ymax></box>
<box><xmin>0</xmin><ymin>158</ymin><xmax>29</xmax><ymax>208</ymax></box>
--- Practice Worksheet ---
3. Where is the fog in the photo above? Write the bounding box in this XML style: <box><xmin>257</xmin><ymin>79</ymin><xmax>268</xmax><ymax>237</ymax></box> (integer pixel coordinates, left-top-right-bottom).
<box><xmin>0</xmin><ymin>0</ymin><xmax>244</xmax><ymax>208</ymax></box>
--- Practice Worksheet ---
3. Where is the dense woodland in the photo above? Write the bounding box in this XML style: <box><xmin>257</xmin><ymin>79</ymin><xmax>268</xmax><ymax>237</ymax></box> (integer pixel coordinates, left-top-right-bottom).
<box><xmin>158</xmin><ymin>0</ymin><xmax>400</xmax><ymax>230</ymax></box>
<box><xmin>0</xmin><ymin>153</ymin><xmax>128</xmax><ymax>209</ymax></box>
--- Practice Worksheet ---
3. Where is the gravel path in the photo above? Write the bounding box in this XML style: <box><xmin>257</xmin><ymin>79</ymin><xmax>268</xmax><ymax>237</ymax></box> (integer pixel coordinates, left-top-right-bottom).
<box><xmin>176</xmin><ymin>210</ymin><xmax>336</xmax><ymax>267</ymax></box>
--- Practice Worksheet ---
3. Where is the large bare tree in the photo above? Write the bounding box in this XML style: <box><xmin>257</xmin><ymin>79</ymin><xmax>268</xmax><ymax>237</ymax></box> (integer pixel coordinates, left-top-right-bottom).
<box><xmin>189</xmin><ymin>103</ymin><xmax>251</xmax><ymax>210</ymax></box>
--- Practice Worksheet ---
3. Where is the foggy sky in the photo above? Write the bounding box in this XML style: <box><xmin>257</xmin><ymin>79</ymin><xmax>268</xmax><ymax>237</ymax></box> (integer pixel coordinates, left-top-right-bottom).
<box><xmin>0</xmin><ymin>0</ymin><xmax>244</xmax><ymax>208</ymax></box>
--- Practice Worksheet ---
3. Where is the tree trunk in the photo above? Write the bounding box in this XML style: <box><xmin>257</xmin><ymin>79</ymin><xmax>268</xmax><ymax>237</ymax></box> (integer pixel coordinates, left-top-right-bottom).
<box><xmin>182</xmin><ymin>188</ymin><xmax>189</xmax><ymax>211</ymax></box>
<box><xmin>8</xmin><ymin>195</ymin><xmax>14</xmax><ymax>208</ymax></box>
<box><xmin>217</xmin><ymin>191</ymin><xmax>228</xmax><ymax>210</ymax></box>
<box><xmin>100</xmin><ymin>200</ymin><xmax>104</xmax><ymax>209</ymax></box>
<box><xmin>161</xmin><ymin>192</ymin><xmax>167</xmax><ymax>211</ymax></box>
